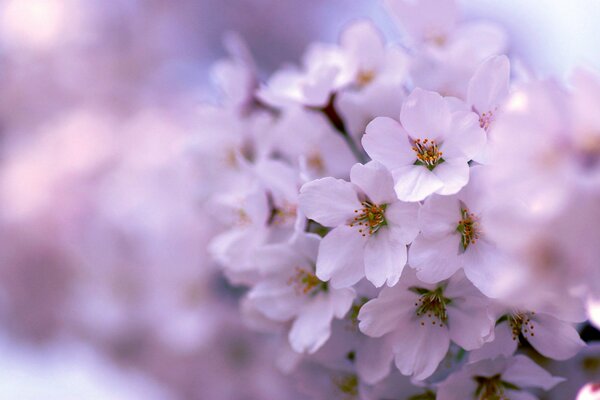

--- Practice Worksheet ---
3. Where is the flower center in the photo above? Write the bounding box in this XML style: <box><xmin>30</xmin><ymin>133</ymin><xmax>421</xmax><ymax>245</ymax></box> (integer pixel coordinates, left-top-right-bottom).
<box><xmin>479</xmin><ymin>110</ymin><xmax>495</xmax><ymax>130</ymax></box>
<box><xmin>412</xmin><ymin>138</ymin><xmax>444</xmax><ymax>170</ymax></box>
<box><xmin>350</xmin><ymin>201</ymin><xmax>387</xmax><ymax>236</ymax></box>
<box><xmin>474</xmin><ymin>374</ymin><xmax>519</xmax><ymax>400</ymax></box>
<box><xmin>288</xmin><ymin>267</ymin><xmax>328</xmax><ymax>295</ymax></box>
<box><xmin>333</xmin><ymin>373</ymin><xmax>358</xmax><ymax>396</ymax></box>
<box><xmin>267</xmin><ymin>195</ymin><xmax>297</xmax><ymax>226</ymax></box>
<box><xmin>507</xmin><ymin>311</ymin><xmax>536</xmax><ymax>341</ymax></box>
<box><xmin>457</xmin><ymin>206</ymin><xmax>480</xmax><ymax>251</ymax></box>
<box><xmin>410</xmin><ymin>286</ymin><xmax>451</xmax><ymax>326</ymax></box>
<box><xmin>356</xmin><ymin>69</ymin><xmax>376</xmax><ymax>86</ymax></box>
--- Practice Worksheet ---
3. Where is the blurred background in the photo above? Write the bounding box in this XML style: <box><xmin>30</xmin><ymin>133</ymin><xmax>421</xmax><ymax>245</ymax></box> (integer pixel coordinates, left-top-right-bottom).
<box><xmin>0</xmin><ymin>0</ymin><xmax>599</xmax><ymax>399</ymax></box>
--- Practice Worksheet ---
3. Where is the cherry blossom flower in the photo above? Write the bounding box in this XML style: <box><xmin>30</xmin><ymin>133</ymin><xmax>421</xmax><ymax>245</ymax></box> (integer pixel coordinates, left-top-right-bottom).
<box><xmin>358</xmin><ymin>269</ymin><xmax>494</xmax><ymax>380</ymax></box>
<box><xmin>362</xmin><ymin>88</ymin><xmax>486</xmax><ymax>201</ymax></box>
<box><xmin>299</xmin><ymin>162</ymin><xmax>419</xmax><ymax>288</ymax></box>
<box><xmin>437</xmin><ymin>355</ymin><xmax>564</xmax><ymax>400</ymax></box>
<box><xmin>246</xmin><ymin>232</ymin><xmax>355</xmax><ymax>354</ymax></box>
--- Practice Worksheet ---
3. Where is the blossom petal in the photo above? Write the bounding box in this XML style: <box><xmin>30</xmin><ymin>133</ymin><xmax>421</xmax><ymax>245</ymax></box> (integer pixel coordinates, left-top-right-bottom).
<box><xmin>289</xmin><ymin>295</ymin><xmax>334</xmax><ymax>353</ymax></box>
<box><xmin>400</xmin><ymin>88</ymin><xmax>451</xmax><ymax>141</ymax></box>
<box><xmin>299</xmin><ymin>177</ymin><xmax>361</xmax><ymax>227</ymax></box>
<box><xmin>364</xmin><ymin>228</ymin><xmax>408</xmax><ymax>287</ymax></box>
<box><xmin>432</xmin><ymin>159</ymin><xmax>470</xmax><ymax>196</ymax></box>
<box><xmin>316</xmin><ymin>225</ymin><xmax>366</xmax><ymax>288</ymax></box>
<box><xmin>468</xmin><ymin>321</ymin><xmax>518</xmax><ymax>363</ymax></box>
<box><xmin>409</xmin><ymin>234</ymin><xmax>461</xmax><ymax>283</ymax></box>
<box><xmin>502</xmin><ymin>355</ymin><xmax>565</xmax><ymax>391</ymax></box>
<box><xmin>385</xmin><ymin>200</ymin><xmax>420</xmax><ymax>244</ymax></box>
<box><xmin>392</xmin><ymin>165</ymin><xmax>444</xmax><ymax>202</ymax></box>
<box><xmin>356</xmin><ymin>335</ymin><xmax>395</xmax><ymax>385</ymax></box>
<box><xmin>442</xmin><ymin>111</ymin><xmax>487</xmax><ymax>160</ymax></box>
<box><xmin>462</xmin><ymin>240</ymin><xmax>505</xmax><ymax>298</ymax></box>
<box><xmin>527</xmin><ymin>313</ymin><xmax>586</xmax><ymax>360</ymax></box>
<box><xmin>418</xmin><ymin>194</ymin><xmax>460</xmax><ymax>237</ymax></box>
<box><xmin>362</xmin><ymin>117</ymin><xmax>415</xmax><ymax>170</ymax></box>
<box><xmin>391</xmin><ymin>319</ymin><xmax>451</xmax><ymax>380</ymax></box>
<box><xmin>358</xmin><ymin>285</ymin><xmax>416</xmax><ymax>337</ymax></box>
<box><xmin>350</xmin><ymin>162</ymin><xmax>397</xmax><ymax>204</ymax></box>
<box><xmin>468</xmin><ymin>55</ymin><xmax>510</xmax><ymax>114</ymax></box>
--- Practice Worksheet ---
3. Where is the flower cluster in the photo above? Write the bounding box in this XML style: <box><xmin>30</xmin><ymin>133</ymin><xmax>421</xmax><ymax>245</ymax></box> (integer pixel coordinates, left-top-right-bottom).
<box><xmin>201</xmin><ymin>0</ymin><xmax>600</xmax><ymax>399</ymax></box>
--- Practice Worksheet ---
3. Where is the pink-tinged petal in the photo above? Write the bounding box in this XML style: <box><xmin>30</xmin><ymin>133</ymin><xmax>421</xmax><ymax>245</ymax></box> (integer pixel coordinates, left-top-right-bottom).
<box><xmin>350</xmin><ymin>162</ymin><xmax>397</xmax><ymax>204</ymax></box>
<box><xmin>358</xmin><ymin>285</ymin><xmax>416</xmax><ymax>337</ymax></box>
<box><xmin>316</xmin><ymin>225</ymin><xmax>366</xmax><ymax>288</ymax></box>
<box><xmin>409</xmin><ymin>234</ymin><xmax>461</xmax><ymax>283</ymax></box>
<box><xmin>340</xmin><ymin>19</ymin><xmax>385</xmax><ymax>72</ymax></box>
<box><xmin>442</xmin><ymin>111</ymin><xmax>487</xmax><ymax>160</ymax></box>
<box><xmin>289</xmin><ymin>295</ymin><xmax>334</xmax><ymax>353</ymax></box>
<box><xmin>247</xmin><ymin>280</ymin><xmax>306</xmax><ymax>321</ymax></box>
<box><xmin>503</xmin><ymin>355</ymin><xmax>565</xmax><ymax>391</ymax></box>
<box><xmin>391</xmin><ymin>319</ymin><xmax>451</xmax><ymax>380</ymax></box>
<box><xmin>462</xmin><ymin>240</ymin><xmax>505</xmax><ymax>298</ymax></box>
<box><xmin>362</xmin><ymin>117</ymin><xmax>415</xmax><ymax>170</ymax></box>
<box><xmin>356</xmin><ymin>335</ymin><xmax>395</xmax><ymax>385</ymax></box>
<box><xmin>364</xmin><ymin>228</ymin><xmax>408</xmax><ymax>287</ymax></box>
<box><xmin>418</xmin><ymin>194</ymin><xmax>460</xmax><ymax>237</ymax></box>
<box><xmin>469</xmin><ymin>321</ymin><xmax>518</xmax><ymax>363</ymax></box>
<box><xmin>400</xmin><ymin>88</ymin><xmax>451</xmax><ymax>141</ymax></box>
<box><xmin>527</xmin><ymin>313</ymin><xmax>586</xmax><ymax>360</ymax></box>
<box><xmin>505</xmin><ymin>391</ymin><xmax>538</xmax><ymax>400</ymax></box>
<box><xmin>385</xmin><ymin>201</ymin><xmax>420</xmax><ymax>244</ymax></box>
<box><xmin>468</xmin><ymin>55</ymin><xmax>510</xmax><ymax>114</ymax></box>
<box><xmin>450</xmin><ymin>21</ymin><xmax>508</xmax><ymax>67</ymax></box>
<box><xmin>437</xmin><ymin>371</ymin><xmax>478</xmax><ymax>400</ymax></box>
<box><xmin>290</xmin><ymin>232</ymin><xmax>321</xmax><ymax>265</ymax></box>
<box><xmin>299</xmin><ymin>177</ymin><xmax>361</xmax><ymax>227</ymax></box>
<box><xmin>392</xmin><ymin>164</ymin><xmax>444</xmax><ymax>202</ymax></box>
<box><xmin>432</xmin><ymin>159</ymin><xmax>470</xmax><ymax>196</ymax></box>
<box><xmin>253</xmin><ymin>242</ymin><xmax>307</xmax><ymax>274</ymax></box>
<box><xmin>329</xmin><ymin>288</ymin><xmax>356</xmax><ymax>318</ymax></box>
<box><xmin>447</xmin><ymin>300</ymin><xmax>494</xmax><ymax>351</ymax></box>
<box><xmin>384</xmin><ymin>0</ymin><xmax>458</xmax><ymax>43</ymax></box>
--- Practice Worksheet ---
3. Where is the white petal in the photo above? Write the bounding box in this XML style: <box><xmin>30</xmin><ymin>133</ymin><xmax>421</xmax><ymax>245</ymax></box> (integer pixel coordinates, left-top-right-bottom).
<box><xmin>364</xmin><ymin>228</ymin><xmax>408</xmax><ymax>287</ymax></box>
<box><xmin>432</xmin><ymin>159</ymin><xmax>470</xmax><ymax>196</ymax></box>
<box><xmin>400</xmin><ymin>88</ymin><xmax>451</xmax><ymax>141</ymax></box>
<box><xmin>316</xmin><ymin>225</ymin><xmax>366</xmax><ymax>288</ymax></box>
<box><xmin>505</xmin><ymin>391</ymin><xmax>538</xmax><ymax>400</ymax></box>
<box><xmin>442</xmin><ymin>110</ymin><xmax>487</xmax><ymax>160</ymax></box>
<box><xmin>289</xmin><ymin>296</ymin><xmax>334</xmax><ymax>353</ymax></box>
<box><xmin>462</xmin><ymin>240</ymin><xmax>504</xmax><ymax>298</ymax></box>
<box><xmin>418</xmin><ymin>194</ymin><xmax>460</xmax><ymax>237</ymax></box>
<box><xmin>392</xmin><ymin>164</ymin><xmax>444</xmax><ymax>202</ymax></box>
<box><xmin>437</xmin><ymin>371</ymin><xmax>478</xmax><ymax>400</ymax></box>
<box><xmin>299</xmin><ymin>177</ymin><xmax>361</xmax><ymax>227</ymax></box>
<box><xmin>391</xmin><ymin>318</ymin><xmax>450</xmax><ymax>380</ymax></box>
<box><xmin>247</xmin><ymin>280</ymin><xmax>306</xmax><ymax>321</ymax></box>
<box><xmin>358</xmin><ymin>285</ymin><xmax>416</xmax><ymax>337</ymax></box>
<box><xmin>467</xmin><ymin>55</ymin><xmax>511</xmax><ymax>114</ymax></box>
<box><xmin>468</xmin><ymin>321</ymin><xmax>518</xmax><ymax>363</ymax></box>
<box><xmin>340</xmin><ymin>19</ymin><xmax>385</xmax><ymax>72</ymax></box>
<box><xmin>356</xmin><ymin>335</ymin><xmax>395</xmax><ymax>385</ymax></box>
<box><xmin>409</xmin><ymin>234</ymin><xmax>461</xmax><ymax>283</ymax></box>
<box><xmin>329</xmin><ymin>287</ymin><xmax>356</xmax><ymax>318</ymax></box>
<box><xmin>447</xmin><ymin>294</ymin><xmax>494</xmax><ymax>350</ymax></box>
<box><xmin>350</xmin><ymin>162</ymin><xmax>397</xmax><ymax>204</ymax></box>
<box><xmin>362</xmin><ymin>117</ymin><xmax>415</xmax><ymax>170</ymax></box>
<box><xmin>386</xmin><ymin>200</ymin><xmax>420</xmax><ymax>244</ymax></box>
<box><xmin>527</xmin><ymin>313</ymin><xmax>586</xmax><ymax>360</ymax></box>
<box><xmin>503</xmin><ymin>355</ymin><xmax>565</xmax><ymax>391</ymax></box>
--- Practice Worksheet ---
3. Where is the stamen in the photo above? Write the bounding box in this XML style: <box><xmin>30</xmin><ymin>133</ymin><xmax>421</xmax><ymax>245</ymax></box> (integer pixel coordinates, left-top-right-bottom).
<box><xmin>508</xmin><ymin>311</ymin><xmax>536</xmax><ymax>341</ymax></box>
<box><xmin>474</xmin><ymin>374</ymin><xmax>518</xmax><ymax>400</ymax></box>
<box><xmin>356</xmin><ymin>69</ymin><xmax>376</xmax><ymax>86</ymax></box>
<box><xmin>349</xmin><ymin>201</ymin><xmax>387</xmax><ymax>236</ymax></box>
<box><xmin>479</xmin><ymin>110</ymin><xmax>495</xmax><ymax>130</ymax></box>
<box><xmin>457</xmin><ymin>206</ymin><xmax>480</xmax><ymax>251</ymax></box>
<box><xmin>288</xmin><ymin>267</ymin><xmax>328</xmax><ymax>295</ymax></box>
<box><xmin>412</xmin><ymin>138</ymin><xmax>443</xmax><ymax>170</ymax></box>
<box><xmin>333</xmin><ymin>374</ymin><xmax>358</xmax><ymax>396</ymax></box>
<box><xmin>410</xmin><ymin>286</ymin><xmax>451</xmax><ymax>326</ymax></box>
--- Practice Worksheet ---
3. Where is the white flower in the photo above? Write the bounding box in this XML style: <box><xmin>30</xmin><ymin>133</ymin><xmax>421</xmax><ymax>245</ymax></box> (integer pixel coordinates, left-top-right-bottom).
<box><xmin>362</xmin><ymin>88</ymin><xmax>486</xmax><ymax>201</ymax></box>
<box><xmin>437</xmin><ymin>355</ymin><xmax>564</xmax><ymax>400</ymax></box>
<box><xmin>358</xmin><ymin>269</ymin><xmax>494</xmax><ymax>380</ymax></box>
<box><xmin>246</xmin><ymin>232</ymin><xmax>355</xmax><ymax>354</ymax></box>
<box><xmin>299</xmin><ymin>162</ymin><xmax>420</xmax><ymax>288</ymax></box>
<box><xmin>408</xmin><ymin>166</ymin><xmax>504</xmax><ymax>296</ymax></box>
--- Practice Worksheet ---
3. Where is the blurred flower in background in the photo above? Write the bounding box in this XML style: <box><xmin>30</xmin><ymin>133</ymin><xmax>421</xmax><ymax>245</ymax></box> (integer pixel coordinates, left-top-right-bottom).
<box><xmin>0</xmin><ymin>0</ymin><xmax>599</xmax><ymax>399</ymax></box>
